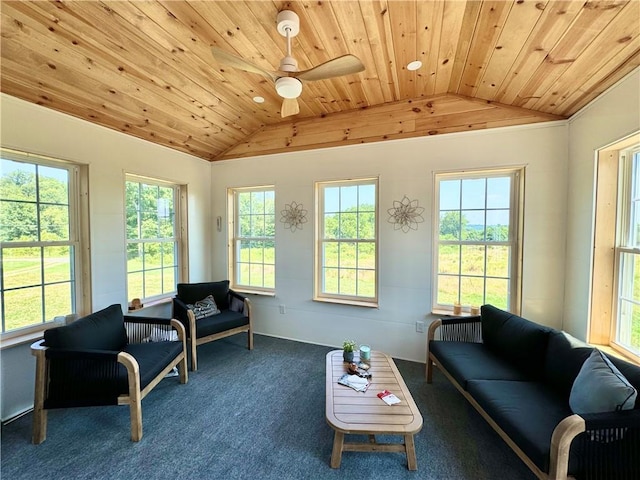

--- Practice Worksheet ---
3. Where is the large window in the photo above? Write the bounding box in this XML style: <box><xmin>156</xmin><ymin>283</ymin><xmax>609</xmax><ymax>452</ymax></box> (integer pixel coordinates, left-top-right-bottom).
<box><xmin>315</xmin><ymin>178</ymin><xmax>378</xmax><ymax>306</ymax></box>
<box><xmin>228</xmin><ymin>187</ymin><xmax>275</xmax><ymax>293</ymax></box>
<box><xmin>125</xmin><ymin>176</ymin><xmax>184</xmax><ymax>302</ymax></box>
<box><xmin>1</xmin><ymin>150</ymin><xmax>88</xmax><ymax>335</ymax></box>
<box><xmin>613</xmin><ymin>146</ymin><xmax>640</xmax><ymax>356</ymax></box>
<box><xmin>434</xmin><ymin>168</ymin><xmax>523</xmax><ymax>313</ymax></box>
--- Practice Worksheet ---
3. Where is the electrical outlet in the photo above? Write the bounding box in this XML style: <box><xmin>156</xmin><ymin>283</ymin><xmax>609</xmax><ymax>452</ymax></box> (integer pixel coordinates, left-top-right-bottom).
<box><xmin>416</xmin><ymin>321</ymin><xmax>425</xmax><ymax>333</ymax></box>
<box><xmin>279</xmin><ymin>304</ymin><xmax>286</xmax><ymax>314</ymax></box>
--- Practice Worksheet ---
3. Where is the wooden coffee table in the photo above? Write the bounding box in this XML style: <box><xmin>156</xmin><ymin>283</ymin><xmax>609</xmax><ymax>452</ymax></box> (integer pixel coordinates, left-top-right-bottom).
<box><xmin>325</xmin><ymin>350</ymin><xmax>423</xmax><ymax>469</ymax></box>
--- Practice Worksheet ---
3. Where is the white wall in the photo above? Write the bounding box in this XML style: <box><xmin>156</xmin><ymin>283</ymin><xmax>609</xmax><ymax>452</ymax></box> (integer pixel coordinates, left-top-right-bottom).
<box><xmin>563</xmin><ymin>69</ymin><xmax>640</xmax><ymax>338</ymax></box>
<box><xmin>211</xmin><ymin>121</ymin><xmax>569</xmax><ymax>363</ymax></box>
<box><xmin>0</xmin><ymin>94</ymin><xmax>212</xmax><ymax>420</ymax></box>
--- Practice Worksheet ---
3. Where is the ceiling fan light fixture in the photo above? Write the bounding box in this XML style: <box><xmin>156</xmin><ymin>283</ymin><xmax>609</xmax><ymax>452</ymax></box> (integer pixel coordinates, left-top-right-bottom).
<box><xmin>275</xmin><ymin>77</ymin><xmax>302</xmax><ymax>99</ymax></box>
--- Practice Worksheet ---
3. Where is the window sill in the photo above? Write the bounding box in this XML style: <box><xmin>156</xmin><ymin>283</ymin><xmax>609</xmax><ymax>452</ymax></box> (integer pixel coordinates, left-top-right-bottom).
<box><xmin>594</xmin><ymin>343</ymin><xmax>640</xmax><ymax>366</ymax></box>
<box><xmin>127</xmin><ymin>296</ymin><xmax>172</xmax><ymax>313</ymax></box>
<box><xmin>313</xmin><ymin>297</ymin><xmax>379</xmax><ymax>308</ymax></box>
<box><xmin>232</xmin><ymin>289</ymin><xmax>275</xmax><ymax>297</ymax></box>
<box><xmin>1</xmin><ymin>329</ymin><xmax>46</xmax><ymax>350</ymax></box>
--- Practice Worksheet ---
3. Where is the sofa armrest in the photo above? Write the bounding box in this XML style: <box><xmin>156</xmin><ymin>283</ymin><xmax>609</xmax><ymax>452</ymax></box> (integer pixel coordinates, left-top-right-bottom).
<box><xmin>428</xmin><ymin>315</ymin><xmax>482</xmax><ymax>343</ymax></box>
<box><xmin>549</xmin><ymin>410</ymin><xmax>640</xmax><ymax>480</ymax></box>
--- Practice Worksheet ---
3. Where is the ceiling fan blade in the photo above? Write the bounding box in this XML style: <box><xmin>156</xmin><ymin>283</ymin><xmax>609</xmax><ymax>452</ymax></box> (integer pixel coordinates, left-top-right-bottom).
<box><xmin>281</xmin><ymin>98</ymin><xmax>300</xmax><ymax>118</ymax></box>
<box><xmin>297</xmin><ymin>54</ymin><xmax>365</xmax><ymax>82</ymax></box>
<box><xmin>211</xmin><ymin>47</ymin><xmax>277</xmax><ymax>82</ymax></box>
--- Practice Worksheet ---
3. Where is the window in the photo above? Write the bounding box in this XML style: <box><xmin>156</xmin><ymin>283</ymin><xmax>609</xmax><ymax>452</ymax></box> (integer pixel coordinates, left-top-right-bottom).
<box><xmin>125</xmin><ymin>176</ymin><xmax>185</xmax><ymax>302</ymax></box>
<box><xmin>434</xmin><ymin>168</ymin><xmax>523</xmax><ymax>313</ymax></box>
<box><xmin>1</xmin><ymin>149</ymin><xmax>88</xmax><ymax>336</ymax></box>
<box><xmin>613</xmin><ymin>145</ymin><xmax>640</xmax><ymax>356</ymax></box>
<box><xmin>228</xmin><ymin>187</ymin><xmax>275</xmax><ymax>293</ymax></box>
<box><xmin>315</xmin><ymin>178</ymin><xmax>378</xmax><ymax>306</ymax></box>
<box><xmin>591</xmin><ymin>133</ymin><xmax>640</xmax><ymax>363</ymax></box>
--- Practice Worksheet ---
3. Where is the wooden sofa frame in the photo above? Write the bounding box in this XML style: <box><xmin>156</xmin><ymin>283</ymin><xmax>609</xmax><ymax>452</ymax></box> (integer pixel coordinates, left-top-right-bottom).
<box><xmin>31</xmin><ymin>318</ymin><xmax>188</xmax><ymax>444</ymax></box>
<box><xmin>426</xmin><ymin>318</ymin><xmax>585</xmax><ymax>480</ymax></box>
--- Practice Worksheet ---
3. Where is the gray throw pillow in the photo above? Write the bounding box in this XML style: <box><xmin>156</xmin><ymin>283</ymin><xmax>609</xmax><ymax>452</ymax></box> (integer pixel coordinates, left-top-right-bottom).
<box><xmin>569</xmin><ymin>350</ymin><xmax>637</xmax><ymax>414</ymax></box>
<box><xmin>187</xmin><ymin>295</ymin><xmax>220</xmax><ymax>320</ymax></box>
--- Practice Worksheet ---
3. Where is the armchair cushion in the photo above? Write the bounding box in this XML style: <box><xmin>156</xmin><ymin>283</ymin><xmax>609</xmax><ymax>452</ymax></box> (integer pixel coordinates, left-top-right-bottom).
<box><xmin>44</xmin><ymin>304</ymin><xmax>127</xmax><ymax>351</ymax></box>
<box><xmin>195</xmin><ymin>310</ymin><xmax>248</xmax><ymax>338</ymax></box>
<box><xmin>123</xmin><ymin>342</ymin><xmax>185</xmax><ymax>389</ymax></box>
<box><xmin>177</xmin><ymin>281</ymin><xmax>230</xmax><ymax>310</ymax></box>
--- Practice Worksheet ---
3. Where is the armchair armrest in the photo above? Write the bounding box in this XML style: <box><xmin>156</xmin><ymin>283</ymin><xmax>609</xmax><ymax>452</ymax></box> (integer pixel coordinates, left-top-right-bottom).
<box><xmin>123</xmin><ymin>316</ymin><xmax>186</xmax><ymax>344</ymax></box>
<box><xmin>229</xmin><ymin>289</ymin><xmax>251</xmax><ymax>316</ymax></box>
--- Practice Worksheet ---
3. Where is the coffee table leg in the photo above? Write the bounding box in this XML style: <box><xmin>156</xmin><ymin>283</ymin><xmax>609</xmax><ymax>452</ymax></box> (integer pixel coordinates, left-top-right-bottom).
<box><xmin>405</xmin><ymin>434</ymin><xmax>417</xmax><ymax>470</ymax></box>
<box><xmin>330</xmin><ymin>431</ymin><xmax>344</xmax><ymax>468</ymax></box>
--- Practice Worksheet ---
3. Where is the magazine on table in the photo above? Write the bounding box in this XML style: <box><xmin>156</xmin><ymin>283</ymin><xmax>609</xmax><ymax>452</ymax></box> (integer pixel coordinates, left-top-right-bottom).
<box><xmin>338</xmin><ymin>373</ymin><xmax>370</xmax><ymax>392</ymax></box>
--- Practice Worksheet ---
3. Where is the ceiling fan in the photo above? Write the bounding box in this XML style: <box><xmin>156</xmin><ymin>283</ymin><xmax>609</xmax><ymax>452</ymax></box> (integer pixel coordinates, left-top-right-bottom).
<box><xmin>212</xmin><ymin>10</ymin><xmax>365</xmax><ymax>118</ymax></box>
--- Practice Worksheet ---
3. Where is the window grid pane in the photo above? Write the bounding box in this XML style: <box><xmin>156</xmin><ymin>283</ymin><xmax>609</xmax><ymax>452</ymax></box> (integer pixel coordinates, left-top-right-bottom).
<box><xmin>435</xmin><ymin>171</ymin><xmax>518</xmax><ymax>311</ymax></box>
<box><xmin>232</xmin><ymin>188</ymin><xmax>275</xmax><ymax>290</ymax></box>
<box><xmin>1</xmin><ymin>155</ymin><xmax>78</xmax><ymax>333</ymax></box>
<box><xmin>317</xmin><ymin>180</ymin><xmax>377</xmax><ymax>302</ymax></box>
<box><xmin>126</xmin><ymin>178</ymin><xmax>179</xmax><ymax>301</ymax></box>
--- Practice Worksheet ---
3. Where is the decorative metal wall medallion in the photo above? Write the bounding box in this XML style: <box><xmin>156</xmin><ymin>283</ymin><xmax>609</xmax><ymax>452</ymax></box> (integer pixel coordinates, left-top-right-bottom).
<box><xmin>387</xmin><ymin>195</ymin><xmax>424</xmax><ymax>233</ymax></box>
<box><xmin>280</xmin><ymin>201</ymin><xmax>308</xmax><ymax>232</ymax></box>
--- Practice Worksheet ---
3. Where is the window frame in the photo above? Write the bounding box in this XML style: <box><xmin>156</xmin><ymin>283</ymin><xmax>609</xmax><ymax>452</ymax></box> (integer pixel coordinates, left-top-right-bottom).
<box><xmin>432</xmin><ymin>167</ymin><xmax>524</xmax><ymax>315</ymax></box>
<box><xmin>612</xmin><ymin>145</ymin><xmax>640</xmax><ymax>357</ymax></box>
<box><xmin>1</xmin><ymin>148</ymin><xmax>90</xmax><ymax>340</ymax></box>
<box><xmin>124</xmin><ymin>174</ymin><xmax>187</xmax><ymax>304</ymax></box>
<box><xmin>227</xmin><ymin>185</ymin><xmax>276</xmax><ymax>295</ymax></box>
<box><xmin>590</xmin><ymin>133</ymin><xmax>640</xmax><ymax>364</ymax></box>
<box><xmin>314</xmin><ymin>177</ymin><xmax>379</xmax><ymax>307</ymax></box>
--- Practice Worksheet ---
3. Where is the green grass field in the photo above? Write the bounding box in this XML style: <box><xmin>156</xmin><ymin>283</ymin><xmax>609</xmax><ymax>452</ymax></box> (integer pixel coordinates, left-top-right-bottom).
<box><xmin>3</xmin><ymin>246</ymin><xmax>640</xmax><ymax>352</ymax></box>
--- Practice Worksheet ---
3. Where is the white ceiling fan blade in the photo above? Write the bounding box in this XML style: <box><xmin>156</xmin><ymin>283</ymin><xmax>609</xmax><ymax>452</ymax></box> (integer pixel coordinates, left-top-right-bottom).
<box><xmin>281</xmin><ymin>98</ymin><xmax>300</xmax><ymax>118</ymax></box>
<box><xmin>297</xmin><ymin>55</ymin><xmax>365</xmax><ymax>82</ymax></box>
<box><xmin>211</xmin><ymin>47</ymin><xmax>277</xmax><ymax>82</ymax></box>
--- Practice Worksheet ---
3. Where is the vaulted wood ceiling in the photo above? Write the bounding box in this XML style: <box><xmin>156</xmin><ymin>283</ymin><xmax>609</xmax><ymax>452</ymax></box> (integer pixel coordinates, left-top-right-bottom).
<box><xmin>1</xmin><ymin>1</ymin><xmax>638</xmax><ymax>161</ymax></box>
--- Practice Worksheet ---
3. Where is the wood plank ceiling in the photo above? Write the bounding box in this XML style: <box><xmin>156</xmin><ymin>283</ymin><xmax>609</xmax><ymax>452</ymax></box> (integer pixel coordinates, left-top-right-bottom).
<box><xmin>1</xmin><ymin>1</ymin><xmax>638</xmax><ymax>161</ymax></box>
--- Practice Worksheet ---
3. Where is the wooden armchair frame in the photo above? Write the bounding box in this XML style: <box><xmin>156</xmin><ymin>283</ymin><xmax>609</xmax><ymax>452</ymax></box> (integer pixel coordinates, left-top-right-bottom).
<box><xmin>31</xmin><ymin>318</ymin><xmax>188</xmax><ymax>444</ymax></box>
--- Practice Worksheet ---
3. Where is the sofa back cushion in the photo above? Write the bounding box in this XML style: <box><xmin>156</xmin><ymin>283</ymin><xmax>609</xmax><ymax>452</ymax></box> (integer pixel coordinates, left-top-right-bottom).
<box><xmin>44</xmin><ymin>304</ymin><xmax>127</xmax><ymax>351</ymax></box>
<box><xmin>543</xmin><ymin>331</ymin><xmax>594</xmax><ymax>398</ymax></box>
<box><xmin>481</xmin><ymin>304</ymin><xmax>552</xmax><ymax>379</ymax></box>
<box><xmin>608</xmin><ymin>355</ymin><xmax>640</xmax><ymax>409</ymax></box>
<box><xmin>177</xmin><ymin>281</ymin><xmax>230</xmax><ymax>311</ymax></box>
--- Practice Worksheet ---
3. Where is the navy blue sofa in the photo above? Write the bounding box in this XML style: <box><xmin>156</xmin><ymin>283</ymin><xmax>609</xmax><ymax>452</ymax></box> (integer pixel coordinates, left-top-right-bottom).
<box><xmin>426</xmin><ymin>304</ymin><xmax>640</xmax><ymax>480</ymax></box>
<box><xmin>31</xmin><ymin>304</ymin><xmax>188</xmax><ymax>443</ymax></box>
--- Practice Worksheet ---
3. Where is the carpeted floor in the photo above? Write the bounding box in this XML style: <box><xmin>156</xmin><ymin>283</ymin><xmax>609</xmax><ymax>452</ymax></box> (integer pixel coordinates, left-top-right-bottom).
<box><xmin>1</xmin><ymin>334</ymin><xmax>536</xmax><ymax>479</ymax></box>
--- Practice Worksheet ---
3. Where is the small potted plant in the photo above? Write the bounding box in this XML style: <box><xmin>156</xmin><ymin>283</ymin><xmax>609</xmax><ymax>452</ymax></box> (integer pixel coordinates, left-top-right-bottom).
<box><xmin>343</xmin><ymin>340</ymin><xmax>356</xmax><ymax>362</ymax></box>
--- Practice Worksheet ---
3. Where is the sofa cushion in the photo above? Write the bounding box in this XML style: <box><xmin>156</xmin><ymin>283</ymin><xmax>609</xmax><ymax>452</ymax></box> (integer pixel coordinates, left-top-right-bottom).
<box><xmin>543</xmin><ymin>331</ymin><xmax>594</xmax><ymax>398</ymax></box>
<box><xmin>177</xmin><ymin>281</ymin><xmax>230</xmax><ymax>310</ymax></box>
<box><xmin>481</xmin><ymin>304</ymin><xmax>552</xmax><ymax>379</ymax></box>
<box><xmin>194</xmin><ymin>310</ymin><xmax>249</xmax><ymax>339</ymax></box>
<box><xmin>429</xmin><ymin>341</ymin><xmax>529</xmax><ymax>389</ymax></box>
<box><xmin>467</xmin><ymin>379</ymin><xmax>573</xmax><ymax>474</ymax></box>
<box><xmin>570</xmin><ymin>350</ymin><xmax>637</xmax><ymax>414</ymax></box>
<box><xmin>123</xmin><ymin>341</ymin><xmax>184</xmax><ymax>390</ymax></box>
<box><xmin>44</xmin><ymin>304</ymin><xmax>127</xmax><ymax>351</ymax></box>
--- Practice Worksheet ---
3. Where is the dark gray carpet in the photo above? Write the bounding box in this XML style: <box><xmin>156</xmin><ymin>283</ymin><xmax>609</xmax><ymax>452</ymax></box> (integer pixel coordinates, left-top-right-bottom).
<box><xmin>1</xmin><ymin>334</ymin><xmax>536</xmax><ymax>479</ymax></box>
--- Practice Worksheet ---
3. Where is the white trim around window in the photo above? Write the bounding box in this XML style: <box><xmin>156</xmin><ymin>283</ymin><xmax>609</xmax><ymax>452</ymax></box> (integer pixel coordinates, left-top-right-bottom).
<box><xmin>432</xmin><ymin>167</ymin><xmax>524</xmax><ymax>315</ymax></box>
<box><xmin>314</xmin><ymin>177</ymin><xmax>379</xmax><ymax>307</ymax></box>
